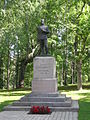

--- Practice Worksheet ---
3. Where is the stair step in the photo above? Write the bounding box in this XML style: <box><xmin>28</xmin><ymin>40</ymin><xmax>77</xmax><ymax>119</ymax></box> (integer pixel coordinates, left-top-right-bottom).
<box><xmin>3</xmin><ymin>100</ymin><xmax>79</xmax><ymax>112</ymax></box>
<box><xmin>12</xmin><ymin>99</ymin><xmax>71</xmax><ymax>107</ymax></box>
<box><xmin>20</xmin><ymin>96</ymin><xmax>66</xmax><ymax>102</ymax></box>
<box><xmin>28</xmin><ymin>92</ymin><xmax>61</xmax><ymax>97</ymax></box>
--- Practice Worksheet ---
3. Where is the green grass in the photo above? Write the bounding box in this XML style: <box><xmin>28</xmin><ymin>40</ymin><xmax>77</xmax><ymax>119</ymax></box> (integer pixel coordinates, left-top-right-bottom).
<box><xmin>0</xmin><ymin>89</ymin><xmax>31</xmax><ymax>111</ymax></box>
<box><xmin>0</xmin><ymin>83</ymin><xmax>90</xmax><ymax>120</ymax></box>
<box><xmin>60</xmin><ymin>90</ymin><xmax>90</xmax><ymax>120</ymax></box>
<box><xmin>60</xmin><ymin>83</ymin><xmax>90</xmax><ymax>120</ymax></box>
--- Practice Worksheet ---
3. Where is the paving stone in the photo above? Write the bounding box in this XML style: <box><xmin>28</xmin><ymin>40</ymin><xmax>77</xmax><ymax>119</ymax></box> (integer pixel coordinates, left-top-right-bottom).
<box><xmin>0</xmin><ymin>111</ymin><xmax>78</xmax><ymax>120</ymax></box>
<box><xmin>69</xmin><ymin>112</ymin><xmax>72</xmax><ymax>120</ymax></box>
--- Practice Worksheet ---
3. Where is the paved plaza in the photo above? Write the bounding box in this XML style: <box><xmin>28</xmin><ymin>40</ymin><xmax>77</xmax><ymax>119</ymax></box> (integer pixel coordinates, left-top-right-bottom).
<box><xmin>0</xmin><ymin>111</ymin><xmax>78</xmax><ymax>120</ymax></box>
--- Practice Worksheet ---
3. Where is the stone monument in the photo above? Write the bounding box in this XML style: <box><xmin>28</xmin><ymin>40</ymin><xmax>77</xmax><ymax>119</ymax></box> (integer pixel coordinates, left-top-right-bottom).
<box><xmin>3</xmin><ymin>20</ymin><xmax>79</xmax><ymax>114</ymax></box>
<box><xmin>32</xmin><ymin>57</ymin><xmax>57</xmax><ymax>93</ymax></box>
<box><xmin>4</xmin><ymin>54</ymin><xmax>79</xmax><ymax>112</ymax></box>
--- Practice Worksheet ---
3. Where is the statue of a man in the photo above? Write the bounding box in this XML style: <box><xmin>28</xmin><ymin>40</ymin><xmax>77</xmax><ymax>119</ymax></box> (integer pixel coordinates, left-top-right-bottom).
<box><xmin>37</xmin><ymin>19</ymin><xmax>49</xmax><ymax>55</ymax></box>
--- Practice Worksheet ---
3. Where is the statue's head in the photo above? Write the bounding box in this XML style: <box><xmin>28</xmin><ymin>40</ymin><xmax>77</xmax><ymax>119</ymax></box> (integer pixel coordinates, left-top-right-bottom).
<box><xmin>41</xmin><ymin>19</ymin><xmax>44</xmax><ymax>25</ymax></box>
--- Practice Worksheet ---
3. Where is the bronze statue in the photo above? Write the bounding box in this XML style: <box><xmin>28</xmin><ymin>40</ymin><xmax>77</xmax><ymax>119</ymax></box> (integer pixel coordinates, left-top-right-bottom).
<box><xmin>37</xmin><ymin>19</ymin><xmax>49</xmax><ymax>55</ymax></box>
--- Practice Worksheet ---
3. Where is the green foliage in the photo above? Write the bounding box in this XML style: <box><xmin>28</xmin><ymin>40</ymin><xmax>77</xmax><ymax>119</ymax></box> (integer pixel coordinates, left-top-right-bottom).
<box><xmin>0</xmin><ymin>0</ymin><xmax>89</xmax><ymax>89</ymax></box>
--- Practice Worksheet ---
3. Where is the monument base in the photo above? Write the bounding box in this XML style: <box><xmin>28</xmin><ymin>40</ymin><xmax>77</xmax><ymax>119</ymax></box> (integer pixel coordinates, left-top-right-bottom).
<box><xmin>32</xmin><ymin>57</ymin><xmax>57</xmax><ymax>93</ymax></box>
<box><xmin>32</xmin><ymin>79</ymin><xmax>57</xmax><ymax>93</ymax></box>
<box><xmin>3</xmin><ymin>56</ymin><xmax>79</xmax><ymax>113</ymax></box>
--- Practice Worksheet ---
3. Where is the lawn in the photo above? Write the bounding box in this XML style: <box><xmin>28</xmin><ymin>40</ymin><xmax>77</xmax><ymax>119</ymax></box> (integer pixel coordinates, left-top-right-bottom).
<box><xmin>60</xmin><ymin>83</ymin><xmax>90</xmax><ymax>120</ymax></box>
<box><xmin>0</xmin><ymin>88</ymin><xmax>31</xmax><ymax>112</ymax></box>
<box><xmin>0</xmin><ymin>83</ymin><xmax>90</xmax><ymax>120</ymax></box>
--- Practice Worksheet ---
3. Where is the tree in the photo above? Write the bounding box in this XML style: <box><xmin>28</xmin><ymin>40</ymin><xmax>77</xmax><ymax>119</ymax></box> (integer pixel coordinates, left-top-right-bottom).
<box><xmin>0</xmin><ymin>0</ymin><xmax>89</xmax><ymax>89</ymax></box>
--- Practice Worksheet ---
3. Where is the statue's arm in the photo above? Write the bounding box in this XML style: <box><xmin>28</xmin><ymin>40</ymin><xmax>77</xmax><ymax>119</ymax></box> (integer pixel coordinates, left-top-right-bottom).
<box><xmin>46</xmin><ymin>27</ymin><xmax>50</xmax><ymax>34</ymax></box>
<box><xmin>41</xmin><ymin>26</ymin><xmax>49</xmax><ymax>34</ymax></box>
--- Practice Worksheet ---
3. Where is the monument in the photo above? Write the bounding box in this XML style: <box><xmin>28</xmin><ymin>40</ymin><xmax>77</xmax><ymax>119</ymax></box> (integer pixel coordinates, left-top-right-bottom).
<box><xmin>32</xmin><ymin>19</ymin><xmax>57</xmax><ymax>93</ymax></box>
<box><xmin>4</xmin><ymin>20</ymin><xmax>79</xmax><ymax>114</ymax></box>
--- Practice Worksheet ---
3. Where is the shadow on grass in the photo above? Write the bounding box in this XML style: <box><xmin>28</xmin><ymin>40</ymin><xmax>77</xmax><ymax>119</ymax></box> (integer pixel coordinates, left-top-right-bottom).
<box><xmin>0</xmin><ymin>93</ymin><xmax>30</xmax><ymax>96</ymax></box>
<box><xmin>78</xmin><ymin>92</ymin><xmax>90</xmax><ymax>98</ymax></box>
<box><xmin>0</xmin><ymin>100</ymin><xmax>15</xmax><ymax>112</ymax></box>
<box><xmin>58</xmin><ymin>83</ymin><xmax>90</xmax><ymax>92</ymax></box>
<box><xmin>0</xmin><ymin>88</ymin><xmax>31</xmax><ymax>92</ymax></box>
<box><xmin>58</xmin><ymin>85</ymin><xmax>77</xmax><ymax>91</ymax></box>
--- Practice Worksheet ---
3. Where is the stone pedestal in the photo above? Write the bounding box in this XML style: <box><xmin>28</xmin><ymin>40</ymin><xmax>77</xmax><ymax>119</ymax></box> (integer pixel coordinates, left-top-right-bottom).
<box><xmin>32</xmin><ymin>57</ymin><xmax>57</xmax><ymax>93</ymax></box>
<box><xmin>4</xmin><ymin>56</ymin><xmax>79</xmax><ymax>113</ymax></box>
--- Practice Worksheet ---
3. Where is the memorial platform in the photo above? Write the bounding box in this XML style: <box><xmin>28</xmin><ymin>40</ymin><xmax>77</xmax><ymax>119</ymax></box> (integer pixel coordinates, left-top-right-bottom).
<box><xmin>3</xmin><ymin>57</ymin><xmax>79</xmax><ymax>120</ymax></box>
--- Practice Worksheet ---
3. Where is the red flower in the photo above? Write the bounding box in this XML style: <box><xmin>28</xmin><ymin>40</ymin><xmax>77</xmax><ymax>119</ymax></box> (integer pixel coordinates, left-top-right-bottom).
<box><xmin>30</xmin><ymin>106</ymin><xmax>51</xmax><ymax>114</ymax></box>
<box><xmin>41</xmin><ymin>106</ymin><xmax>45</xmax><ymax>113</ymax></box>
<box><xmin>33</xmin><ymin>108</ymin><xmax>39</xmax><ymax>113</ymax></box>
<box><xmin>46</xmin><ymin>106</ymin><xmax>50</xmax><ymax>113</ymax></box>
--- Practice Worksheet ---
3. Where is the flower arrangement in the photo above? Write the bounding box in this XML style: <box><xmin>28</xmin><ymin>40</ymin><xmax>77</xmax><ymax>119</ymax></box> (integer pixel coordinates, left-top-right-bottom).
<box><xmin>30</xmin><ymin>106</ymin><xmax>51</xmax><ymax>114</ymax></box>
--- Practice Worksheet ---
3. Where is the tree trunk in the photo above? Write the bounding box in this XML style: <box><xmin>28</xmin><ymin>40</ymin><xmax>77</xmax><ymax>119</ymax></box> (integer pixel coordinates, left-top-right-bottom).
<box><xmin>71</xmin><ymin>61</ymin><xmax>75</xmax><ymax>84</ymax></box>
<box><xmin>0</xmin><ymin>56</ymin><xmax>3</xmax><ymax>89</ymax></box>
<box><xmin>64</xmin><ymin>27</ymin><xmax>68</xmax><ymax>86</ymax></box>
<box><xmin>7</xmin><ymin>49</ymin><xmax>10</xmax><ymax>90</ymax></box>
<box><xmin>64</xmin><ymin>49</ymin><xmax>67</xmax><ymax>86</ymax></box>
<box><xmin>18</xmin><ymin>45</ymin><xmax>39</xmax><ymax>88</ymax></box>
<box><xmin>15</xmin><ymin>52</ymin><xmax>19</xmax><ymax>88</ymax></box>
<box><xmin>64</xmin><ymin>70</ymin><xmax>67</xmax><ymax>85</ymax></box>
<box><xmin>61</xmin><ymin>62</ymin><xmax>64</xmax><ymax>86</ymax></box>
<box><xmin>77</xmin><ymin>59</ymin><xmax>82</xmax><ymax>90</ymax></box>
<box><xmin>59</xmin><ymin>63</ymin><xmax>63</xmax><ymax>86</ymax></box>
<box><xmin>74</xmin><ymin>34</ymin><xmax>78</xmax><ymax>83</ymax></box>
<box><xmin>19</xmin><ymin>61</ymin><xmax>26</xmax><ymax>88</ymax></box>
<box><xmin>88</xmin><ymin>56</ymin><xmax>90</xmax><ymax>82</ymax></box>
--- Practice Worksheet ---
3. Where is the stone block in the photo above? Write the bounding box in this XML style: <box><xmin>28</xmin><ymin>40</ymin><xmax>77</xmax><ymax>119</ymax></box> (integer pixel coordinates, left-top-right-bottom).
<box><xmin>32</xmin><ymin>79</ymin><xmax>57</xmax><ymax>93</ymax></box>
<box><xmin>32</xmin><ymin>57</ymin><xmax>57</xmax><ymax>93</ymax></box>
<box><xmin>33</xmin><ymin>57</ymin><xmax>56</xmax><ymax>79</ymax></box>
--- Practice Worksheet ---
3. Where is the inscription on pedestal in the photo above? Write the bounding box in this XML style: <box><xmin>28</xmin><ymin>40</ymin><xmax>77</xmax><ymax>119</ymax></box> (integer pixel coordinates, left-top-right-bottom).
<box><xmin>32</xmin><ymin>57</ymin><xmax>57</xmax><ymax>92</ymax></box>
<box><xmin>33</xmin><ymin>57</ymin><xmax>56</xmax><ymax>79</ymax></box>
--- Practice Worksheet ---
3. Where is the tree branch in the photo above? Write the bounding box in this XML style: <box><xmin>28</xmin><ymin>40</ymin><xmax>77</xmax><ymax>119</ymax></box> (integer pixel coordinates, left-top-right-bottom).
<box><xmin>76</xmin><ymin>2</ymin><xmax>86</xmax><ymax>19</ymax></box>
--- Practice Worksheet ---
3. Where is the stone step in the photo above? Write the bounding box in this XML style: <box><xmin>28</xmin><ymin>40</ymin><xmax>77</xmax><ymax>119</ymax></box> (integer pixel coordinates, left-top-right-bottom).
<box><xmin>20</xmin><ymin>96</ymin><xmax>66</xmax><ymax>102</ymax></box>
<box><xmin>27</xmin><ymin>92</ymin><xmax>62</xmax><ymax>97</ymax></box>
<box><xmin>3</xmin><ymin>100</ymin><xmax>79</xmax><ymax>112</ymax></box>
<box><xmin>12</xmin><ymin>99</ymin><xmax>71</xmax><ymax>107</ymax></box>
<box><xmin>52</xmin><ymin>100</ymin><xmax>79</xmax><ymax>112</ymax></box>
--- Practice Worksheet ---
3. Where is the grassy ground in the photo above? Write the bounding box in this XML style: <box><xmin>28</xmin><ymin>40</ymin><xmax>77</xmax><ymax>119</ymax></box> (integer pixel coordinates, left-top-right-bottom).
<box><xmin>60</xmin><ymin>83</ymin><xmax>90</xmax><ymax>120</ymax></box>
<box><xmin>0</xmin><ymin>88</ymin><xmax>31</xmax><ymax>112</ymax></box>
<box><xmin>0</xmin><ymin>83</ymin><xmax>90</xmax><ymax>120</ymax></box>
